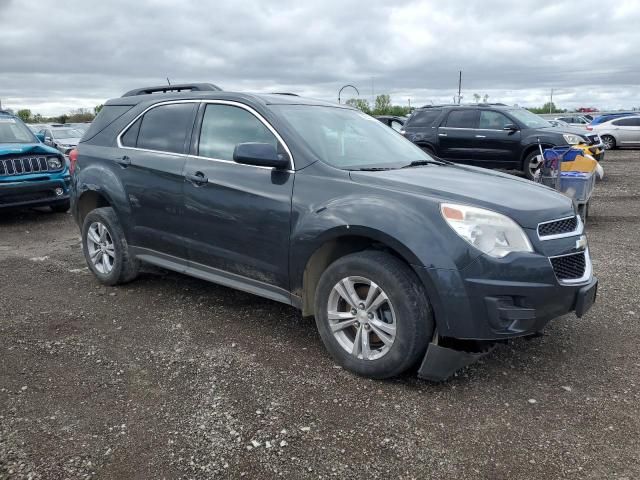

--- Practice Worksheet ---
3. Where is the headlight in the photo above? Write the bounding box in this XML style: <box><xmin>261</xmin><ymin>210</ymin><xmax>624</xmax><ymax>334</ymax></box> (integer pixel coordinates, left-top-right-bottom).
<box><xmin>440</xmin><ymin>203</ymin><xmax>533</xmax><ymax>258</ymax></box>
<box><xmin>563</xmin><ymin>133</ymin><xmax>587</xmax><ymax>145</ymax></box>
<box><xmin>47</xmin><ymin>157</ymin><xmax>62</xmax><ymax>169</ymax></box>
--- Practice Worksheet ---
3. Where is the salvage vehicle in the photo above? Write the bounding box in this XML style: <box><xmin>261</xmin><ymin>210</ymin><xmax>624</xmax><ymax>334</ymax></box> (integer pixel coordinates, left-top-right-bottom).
<box><xmin>0</xmin><ymin>110</ymin><xmax>70</xmax><ymax>212</ymax></box>
<box><xmin>589</xmin><ymin>115</ymin><xmax>640</xmax><ymax>150</ymax></box>
<box><xmin>401</xmin><ymin>104</ymin><xmax>604</xmax><ymax>179</ymax></box>
<box><xmin>70</xmin><ymin>84</ymin><xmax>598</xmax><ymax>381</ymax></box>
<box><xmin>39</xmin><ymin>126</ymin><xmax>84</xmax><ymax>156</ymax></box>
<box><xmin>375</xmin><ymin>115</ymin><xmax>406</xmax><ymax>132</ymax></box>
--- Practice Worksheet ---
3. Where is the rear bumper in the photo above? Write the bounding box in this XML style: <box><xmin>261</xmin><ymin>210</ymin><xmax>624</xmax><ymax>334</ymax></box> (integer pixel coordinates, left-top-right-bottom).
<box><xmin>0</xmin><ymin>176</ymin><xmax>71</xmax><ymax>209</ymax></box>
<box><xmin>415</xmin><ymin>251</ymin><xmax>597</xmax><ymax>341</ymax></box>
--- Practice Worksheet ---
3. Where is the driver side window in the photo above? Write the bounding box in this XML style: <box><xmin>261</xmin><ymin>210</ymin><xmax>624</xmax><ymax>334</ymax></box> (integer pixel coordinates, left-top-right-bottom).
<box><xmin>479</xmin><ymin>111</ymin><xmax>511</xmax><ymax>130</ymax></box>
<box><xmin>198</xmin><ymin>104</ymin><xmax>279</xmax><ymax>161</ymax></box>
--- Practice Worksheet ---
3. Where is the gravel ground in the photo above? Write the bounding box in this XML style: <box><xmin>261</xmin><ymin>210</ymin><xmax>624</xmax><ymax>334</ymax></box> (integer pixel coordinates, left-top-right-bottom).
<box><xmin>1</xmin><ymin>150</ymin><xmax>639</xmax><ymax>479</ymax></box>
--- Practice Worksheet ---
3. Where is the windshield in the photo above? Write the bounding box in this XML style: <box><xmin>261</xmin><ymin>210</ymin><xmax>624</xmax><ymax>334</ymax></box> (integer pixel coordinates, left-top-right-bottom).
<box><xmin>507</xmin><ymin>109</ymin><xmax>551</xmax><ymax>128</ymax></box>
<box><xmin>273</xmin><ymin>105</ymin><xmax>434</xmax><ymax>170</ymax></box>
<box><xmin>0</xmin><ymin>116</ymin><xmax>38</xmax><ymax>144</ymax></box>
<box><xmin>52</xmin><ymin>128</ymin><xmax>82</xmax><ymax>139</ymax></box>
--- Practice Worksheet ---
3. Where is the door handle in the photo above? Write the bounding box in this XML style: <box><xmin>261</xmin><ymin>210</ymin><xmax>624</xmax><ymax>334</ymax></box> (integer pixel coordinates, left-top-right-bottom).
<box><xmin>475</xmin><ymin>135</ymin><xmax>486</xmax><ymax>138</ymax></box>
<box><xmin>186</xmin><ymin>171</ymin><xmax>208</xmax><ymax>185</ymax></box>
<box><xmin>438</xmin><ymin>133</ymin><xmax>448</xmax><ymax>137</ymax></box>
<box><xmin>115</xmin><ymin>155</ymin><xmax>131</xmax><ymax>166</ymax></box>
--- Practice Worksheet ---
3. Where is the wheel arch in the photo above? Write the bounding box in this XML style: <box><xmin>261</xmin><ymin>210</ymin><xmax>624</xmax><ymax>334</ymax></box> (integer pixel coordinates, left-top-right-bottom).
<box><xmin>521</xmin><ymin>143</ymin><xmax>552</xmax><ymax>170</ymax></box>
<box><xmin>298</xmin><ymin>227</ymin><xmax>423</xmax><ymax>317</ymax></box>
<box><xmin>76</xmin><ymin>190</ymin><xmax>112</xmax><ymax>225</ymax></box>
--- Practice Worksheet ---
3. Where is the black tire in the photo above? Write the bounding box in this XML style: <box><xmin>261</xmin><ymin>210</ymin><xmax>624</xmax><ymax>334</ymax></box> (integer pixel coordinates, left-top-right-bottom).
<box><xmin>601</xmin><ymin>135</ymin><xmax>616</xmax><ymax>150</ymax></box>
<box><xmin>314</xmin><ymin>250</ymin><xmax>433</xmax><ymax>379</ymax></box>
<box><xmin>50</xmin><ymin>199</ymin><xmax>70</xmax><ymax>213</ymax></box>
<box><xmin>523</xmin><ymin>150</ymin><xmax>542</xmax><ymax>180</ymax></box>
<box><xmin>81</xmin><ymin>207</ymin><xmax>139</xmax><ymax>286</ymax></box>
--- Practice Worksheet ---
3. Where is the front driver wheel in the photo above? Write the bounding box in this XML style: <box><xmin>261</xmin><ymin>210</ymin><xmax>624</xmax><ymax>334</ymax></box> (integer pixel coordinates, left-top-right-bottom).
<box><xmin>314</xmin><ymin>250</ymin><xmax>433</xmax><ymax>379</ymax></box>
<box><xmin>524</xmin><ymin>150</ymin><xmax>543</xmax><ymax>180</ymax></box>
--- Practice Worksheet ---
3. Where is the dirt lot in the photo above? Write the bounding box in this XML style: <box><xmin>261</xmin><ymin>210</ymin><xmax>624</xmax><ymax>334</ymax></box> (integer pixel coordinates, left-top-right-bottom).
<box><xmin>1</xmin><ymin>150</ymin><xmax>639</xmax><ymax>479</ymax></box>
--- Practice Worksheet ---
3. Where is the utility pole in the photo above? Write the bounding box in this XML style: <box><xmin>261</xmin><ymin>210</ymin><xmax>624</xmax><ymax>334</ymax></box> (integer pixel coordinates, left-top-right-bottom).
<box><xmin>457</xmin><ymin>70</ymin><xmax>462</xmax><ymax>104</ymax></box>
<box><xmin>549</xmin><ymin>89</ymin><xmax>554</xmax><ymax>113</ymax></box>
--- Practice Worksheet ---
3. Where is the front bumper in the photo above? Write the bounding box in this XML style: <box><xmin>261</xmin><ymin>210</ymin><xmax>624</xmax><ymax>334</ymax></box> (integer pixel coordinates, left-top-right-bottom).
<box><xmin>415</xmin><ymin>249</ymin><xmax>597</xmax><ymax>341</ymax></box>
<box><xmin>0</xmin><ymin>176</ymin><xmax>71</xmax><ymax>209</ymax></box>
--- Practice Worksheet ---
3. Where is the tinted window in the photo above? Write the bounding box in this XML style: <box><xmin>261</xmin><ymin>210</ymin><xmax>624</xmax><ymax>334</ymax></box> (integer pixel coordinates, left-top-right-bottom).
<box><xmin>479</xmin><ymin>111</ymin><xmax>511</xmax><ymax>129</ymax></box>
<box><xmin>137</xmin><ymin>103</ymin><xmax>195</xmax><ymax>153</ymax></box>
<box><xmin>0</xmin><ymin>116</ymin><xmax>37</xmax><ymax>143</ymax></box>
<box><xmin>407</xmin><ymin>109</ymin><xmax>441</xmax><ymax>127</ymax></box>
<box><xmin>444</xmin><ymin>110</ymin><xmax>478</xmax><ymax>128</ymax></box>
<box><xmin>121</xmin><ymin>117</ymin><xmax>142</xmax><ymax>147</ymax></box>
<box><xmin>198</xmin><ymin>104</ymin><xmax>278</xmax><ymax>161</ymax></box>
<box><xmin>82</xmin><ymin>105</ymin><xmax>133</xmax><ymax>142</ymax></box>
<box><xmin>613</xmin><ymin>117</ymin><xmax>640</xmax><ymax>127</ymax></box>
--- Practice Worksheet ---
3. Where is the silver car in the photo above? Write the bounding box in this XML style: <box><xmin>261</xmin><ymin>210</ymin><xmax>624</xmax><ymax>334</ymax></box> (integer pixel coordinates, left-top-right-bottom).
<box><xmin>40</xmin><ymin>127</ymin><xmax>83</xmax><ymax>155</ymax></box>
<box><xmin>555</xmin><ymin>115</ymin><xmax>591</xmax><ymax>130</ymax></box>
<box><xmin>590</xmin><ymin>115</ymin><xmax>640</xmax><ymax>149</ymax></box>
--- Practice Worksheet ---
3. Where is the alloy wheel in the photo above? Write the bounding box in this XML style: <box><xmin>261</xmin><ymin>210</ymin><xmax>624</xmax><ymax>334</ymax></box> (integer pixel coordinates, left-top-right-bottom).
<box><xmin>327</xmin><ymin>276</ymin><xmax>397</xmax><ymax>360</ymax></box>
<box><xmin>602</xmin><ymin>136</ymin><xmax>614</xmax><ymax>150</ymax></box>
<box><xmin>86</xmin><ymin>222</ymin><xmax>115</xmax><ymax>274</ymax></box>
<box><xmin>528</xmin><ymin>154</ymin><xmax>542</xmax><ymax>178</ymax></box>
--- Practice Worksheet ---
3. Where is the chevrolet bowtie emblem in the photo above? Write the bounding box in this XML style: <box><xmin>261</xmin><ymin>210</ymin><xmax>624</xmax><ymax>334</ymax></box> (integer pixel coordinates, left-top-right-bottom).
<box><xmin>576</xmin><ymin>235</ymin><xmax>588</xmax><ymax>250</ymax></box>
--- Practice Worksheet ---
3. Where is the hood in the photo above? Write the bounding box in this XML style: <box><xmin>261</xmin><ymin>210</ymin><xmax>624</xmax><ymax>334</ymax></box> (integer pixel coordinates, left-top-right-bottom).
<box><xmin>349</xmin><ymin>164</ymin><xmax>574</xmax><ymax>228</ymax></box>
<box><xmin>0</xmin><ymin>142</ymin><xmax>61</xmax><ymax>157</ymax></box>
<box><xmin>537</xmin><ymin>125</ymin><xmax>589</xmax><ymax>137</ymax></box>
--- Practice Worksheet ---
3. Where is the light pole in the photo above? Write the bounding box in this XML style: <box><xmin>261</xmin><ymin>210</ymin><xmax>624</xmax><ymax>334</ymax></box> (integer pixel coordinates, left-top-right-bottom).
<box><xmin>338</xmin><ymin>84</ymin><xmax>360</xmax><ymax>104</ymax></box>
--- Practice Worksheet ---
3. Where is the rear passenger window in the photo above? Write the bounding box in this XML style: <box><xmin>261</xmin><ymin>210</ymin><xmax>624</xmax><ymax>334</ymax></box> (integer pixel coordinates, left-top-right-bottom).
<box><xmin>613</xmin><ymin>117</ymin><xmax>640</xmax><ymax>127</ymax></box>
<box><xmin>407</xmin><ymin>109</ymin><xmax>441</xmax><ymax>127</ymax></box>
<box><xmin>444</xmin><ymin>110</ymin><xmax>478</xmax><ymax>129</ymax></box>
<box><xmin>136</xmin><ymin>103</ymin><xmax>195</xmax><ymax>153</ymax></box>
<box><xmin>198</xmin><ymin>104</ymin><xmax>278</xmax><ymax>161</ymax></box>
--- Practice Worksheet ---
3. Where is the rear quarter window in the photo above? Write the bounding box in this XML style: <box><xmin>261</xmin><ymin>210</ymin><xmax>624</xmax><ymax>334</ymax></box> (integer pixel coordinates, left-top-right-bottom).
<box><xmin>406</xmin><ymin>109</ymin><xmax>441</xmax><ymax>127</ymax></box>
<box><xmin>82</xmin><ymin>105</ymin><xmax>134</xmax><ymax>142</ymax></box>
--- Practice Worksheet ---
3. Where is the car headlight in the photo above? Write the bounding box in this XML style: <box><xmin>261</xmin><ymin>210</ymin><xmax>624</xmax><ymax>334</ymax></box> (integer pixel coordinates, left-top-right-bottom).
<box><xmin>47</xmin><ymin>157</ymin><xmax>62</xmax><ymax>169</ymax></box>
<box><xmin>563</xmin><ymin>133</ymin><xmax>587</xmax><ymax>145</ymax></box>
<box><xmin>440</xmin><ymin>203</ymin><xmax>533</xmax><ymax>258</ymax></box>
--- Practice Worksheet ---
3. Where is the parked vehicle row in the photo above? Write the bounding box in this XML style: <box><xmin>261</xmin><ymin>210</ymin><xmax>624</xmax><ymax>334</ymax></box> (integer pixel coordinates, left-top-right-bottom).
<box><xmin>587</xmin><ymin>115</ymin><xmax>640</xmax><ymax>149</ymax></box>
<box><xmin>68</xmin><ymin>84</ymin><xmax>597</xmax><ymax>381</ymax></box>
<box><xmin>400</xmin><ymin>104</ymin><xmax>603</xmax><ymax>179</ymax></box>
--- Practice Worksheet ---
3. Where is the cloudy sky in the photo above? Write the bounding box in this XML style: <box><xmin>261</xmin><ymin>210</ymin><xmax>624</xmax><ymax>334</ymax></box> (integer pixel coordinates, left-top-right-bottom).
<box><xmin>1</xmin><ymin>0</ymin><xmax>639</xmax><ymax>116</ymax></box>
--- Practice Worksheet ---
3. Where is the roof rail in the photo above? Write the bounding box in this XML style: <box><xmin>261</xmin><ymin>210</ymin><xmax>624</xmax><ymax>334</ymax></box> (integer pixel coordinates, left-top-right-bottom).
<box><xmin>121</xmin><ymin>83</ymin><xmax>222</xmax><ymax>97</ymax></box>
<box><xmin>271</xmin><ymin>92</ymin><xmax>299</xmax><ymax>96</ymax></box>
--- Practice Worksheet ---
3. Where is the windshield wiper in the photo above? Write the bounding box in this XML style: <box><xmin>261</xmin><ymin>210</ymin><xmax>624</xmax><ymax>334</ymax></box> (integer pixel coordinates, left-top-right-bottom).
<box><xmin>401</xmin><ymin>159</ymin><xmax>448</xmax><ymax>168</ymax></box>
<box><xmin>351</xmin><ymin>167</ymin><xmax>398</xmax><ymax>171</ymax></box>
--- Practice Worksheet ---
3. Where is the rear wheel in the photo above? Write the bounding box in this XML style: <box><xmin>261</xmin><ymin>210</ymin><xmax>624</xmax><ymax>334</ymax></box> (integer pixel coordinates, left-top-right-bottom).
<box><xmin>82</xmin><ymin>207</ymin><xmax>139</xmax><ymax>285</ymax></box>
<box><xmin>601</xmin><ymin>135</ymin><xmax>616</xmax><ymax>150</ymax></box>
<box><xmin>523</xmin><ymin>150</ymin><xmax>543</xmax><ymax>180</ymax></box>
<box><xmin>314</xmin><ymin>250</ymin><xmax>433</xmax><ymax>379</ymax></box>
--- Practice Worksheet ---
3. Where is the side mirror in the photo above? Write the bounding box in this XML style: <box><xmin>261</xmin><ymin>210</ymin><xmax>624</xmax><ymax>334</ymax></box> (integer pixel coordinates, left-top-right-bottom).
<box><xmin>233</xmin><ymin>142</ymin><xmax>289</xmax><ymax>169</ymax></box>
<box><xmin>35</xmin><ymin>133</ymin><xmax>45</xmax><ymax>142</ymax></box>
<box><xmin>503</xmin><ymin>123</ymin><xmax>518</xmax><ymax>131</ymax></box>
<box><xmin>44</xmin><ymin>136</ymin><xmax>53</xmax><ymax>144</ymax></box>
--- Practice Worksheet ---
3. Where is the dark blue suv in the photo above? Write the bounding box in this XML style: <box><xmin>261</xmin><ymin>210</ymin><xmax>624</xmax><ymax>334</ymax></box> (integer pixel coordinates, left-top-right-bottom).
<box><xmin>0</xmin><ymin>110</ymin><xmax>70</xmax><ymax>212</ymax></box>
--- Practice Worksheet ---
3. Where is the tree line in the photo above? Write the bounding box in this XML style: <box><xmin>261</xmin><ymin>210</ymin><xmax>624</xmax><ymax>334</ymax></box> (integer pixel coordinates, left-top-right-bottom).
<box><xmin>13</xmin><ymin>104</ymin><xmax>104</xmax><ymax>124</ymax></box>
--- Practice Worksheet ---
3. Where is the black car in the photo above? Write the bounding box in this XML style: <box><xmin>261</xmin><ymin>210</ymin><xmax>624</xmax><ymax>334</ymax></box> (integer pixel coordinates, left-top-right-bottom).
<box><xmin>375</xmin><ymin>115</ymin><xmax>406</xmax><ymax>132</ymax></box>
<box><xmin>70</xmin><ymin>84</ymin><xmax>597</xmax><ymax>381</ymax></box>
<box><xmin>401</xmin><ymin>104</ymin><xmax>604</xmax><ymax>179</ymax></box>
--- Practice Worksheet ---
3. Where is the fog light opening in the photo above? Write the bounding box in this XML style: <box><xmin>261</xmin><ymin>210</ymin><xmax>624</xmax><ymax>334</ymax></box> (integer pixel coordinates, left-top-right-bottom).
<box><xmin>55</xmin><ymin>188</ymin><xmax>64</xmax><ymax>196</ymax></box>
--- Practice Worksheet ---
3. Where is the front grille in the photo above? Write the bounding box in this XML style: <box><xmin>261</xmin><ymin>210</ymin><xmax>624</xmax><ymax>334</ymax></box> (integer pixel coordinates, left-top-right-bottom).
<box><xmin>0</xmin><ymin>156</ymin><xmax>54</xmax><ymax>177</ymax></box>
<box><xmin>538</xmin><ymin>216</ymin><xmax>578</xmax><ymax>237</ymax></box>
<box><xmin>550</xmin><ymin>252</ymin><xmax>586</xmax><ymax>280</ymax></box>
<box><xmin>588</xmin><ymin>134</ymin><xmax>600</xmax><ymax>145</ymax></box>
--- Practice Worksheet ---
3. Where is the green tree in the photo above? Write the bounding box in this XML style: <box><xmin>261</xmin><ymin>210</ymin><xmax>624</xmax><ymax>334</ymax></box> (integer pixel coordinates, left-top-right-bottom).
<box><xmin>472</xmin><ymin>93</ymin><xmax>481</xmax><ymax>103</ymax></box>
<box><xmin>94</xmin><ymin>104</ymin><xmax>104</xmax><ymax>115</ymax></box>
<box><xmin>527</xmin><ymin>102</ymin><xmax>566</xmax><ymax>114</ymax></box>
<box><xmin>16</xmin><ymin>109</ymin><xmax>32</xmax><ymax>122</ymax></box>
<box><xmin>346</xmin><ymin>98</ymin><xmax>372</xmax><ymax>115</ymax></box>
<box><xmin>373</xmin><ymin>94</ymin><xmax>392</xmax><ymax>115</ymax></box>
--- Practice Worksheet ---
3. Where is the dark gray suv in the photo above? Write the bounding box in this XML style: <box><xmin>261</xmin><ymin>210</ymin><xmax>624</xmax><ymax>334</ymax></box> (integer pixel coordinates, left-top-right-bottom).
<box><xmin>70</xmin><ymin>84</ymin><xmax>598</xmax><ymax>381</ymax></box>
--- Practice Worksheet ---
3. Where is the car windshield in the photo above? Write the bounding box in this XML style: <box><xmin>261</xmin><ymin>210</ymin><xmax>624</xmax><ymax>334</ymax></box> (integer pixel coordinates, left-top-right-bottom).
<box><xmin>507</xmin><ymin>109</ymin><xmax>551</xmax><ymax>128</ymax></box>
<box><xmin>0</xmin><ymin>116</ymin><xmax>37</xmax><ymax>143</ymax></box>
<box><xmin>273</xmin><ymin>105</ymin><xmax>434</xmax><ymax>170</ymax></box>
<box><xmin>52</xmin><ymin>128</ymin><xmax>82</xmax><ymax>139</ymax></box>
